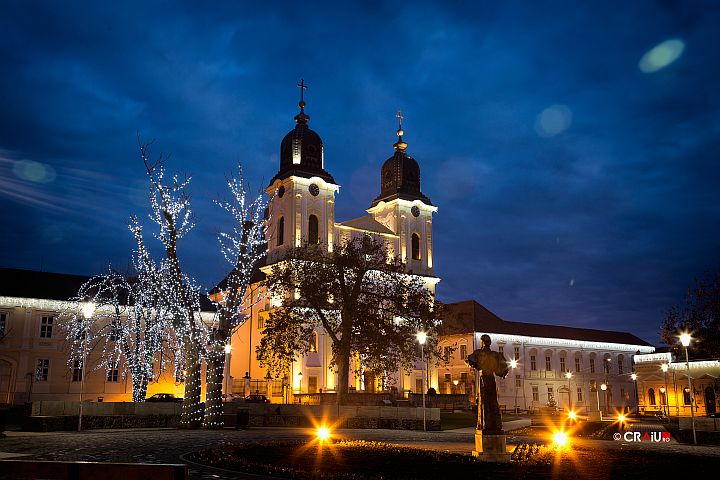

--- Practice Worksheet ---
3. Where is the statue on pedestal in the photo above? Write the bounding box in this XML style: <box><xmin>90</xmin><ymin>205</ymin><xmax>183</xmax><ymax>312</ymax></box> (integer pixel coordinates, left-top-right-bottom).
<box><xmin>466</xmin><ymin>334</ymin><xmax>511</xmax><ymax>461</ymax></box>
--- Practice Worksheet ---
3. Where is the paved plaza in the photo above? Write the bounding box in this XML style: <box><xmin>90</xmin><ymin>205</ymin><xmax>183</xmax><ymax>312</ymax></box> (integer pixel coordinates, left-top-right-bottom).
<box><xmin>1</xmin><ymin>424</ymin><xmax>719</xmax><ymax>479</ymax></box>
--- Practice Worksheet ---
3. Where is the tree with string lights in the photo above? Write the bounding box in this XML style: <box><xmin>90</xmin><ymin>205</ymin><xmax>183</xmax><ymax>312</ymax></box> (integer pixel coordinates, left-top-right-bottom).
<box><xmin>257</xmin><ymin>234</ymin><xmax>440</xmax><ymax>405</ymax></box>
<box><xmin>134</xmin><ymin>140</ymin><xmax>206</xmax><ymax>428</ymax></box>
<box><xmin>203</xmin><ymin>167</ymin><xmax>267</xmax><ymax>429</ymax></box>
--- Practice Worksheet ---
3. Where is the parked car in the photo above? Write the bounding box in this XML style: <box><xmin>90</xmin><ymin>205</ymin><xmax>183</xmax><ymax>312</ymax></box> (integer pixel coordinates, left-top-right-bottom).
<box><xmin>146</xmin><ymin>393</ymin><xmax>183</xmax><ymax>403</ymax></box>
<box><xmin>243</xmin><ymin>394</ymin><xmax>270</xmax><ymax>403</ymax></box>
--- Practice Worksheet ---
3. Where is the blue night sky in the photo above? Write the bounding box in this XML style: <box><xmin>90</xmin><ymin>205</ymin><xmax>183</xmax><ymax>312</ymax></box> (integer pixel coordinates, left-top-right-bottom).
<box><xmin>1</xmin><ymin>1</ymin><xmax>718</xmax><ymax>345</ymax></box>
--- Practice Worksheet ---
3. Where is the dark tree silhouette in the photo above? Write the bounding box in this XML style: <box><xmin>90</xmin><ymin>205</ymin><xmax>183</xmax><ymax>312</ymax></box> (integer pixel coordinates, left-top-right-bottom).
<box><xmin>661</xmin><ymin>269</ymin><xmax>720</xmax><ymax>359</ymax></box>
<box><xmin>257</xmin><ymin>235</ymin><xmax>440</xmax><ymax>405</ymax></box>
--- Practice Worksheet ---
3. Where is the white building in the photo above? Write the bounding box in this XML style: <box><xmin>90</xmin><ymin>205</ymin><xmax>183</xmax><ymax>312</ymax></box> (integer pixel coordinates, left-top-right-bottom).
<box><xmin>437</xmin><ymin>300</ymin><xmax>655</xmax><ymax>414</ymax></box>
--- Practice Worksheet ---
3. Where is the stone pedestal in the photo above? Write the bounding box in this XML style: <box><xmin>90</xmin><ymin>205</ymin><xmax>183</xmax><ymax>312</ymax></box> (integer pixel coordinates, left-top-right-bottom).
<box><xmin>472</xmin><ymin>429</ymin><xmax>511</xmax><ymax>462</ymax></box>
<box><xmin>587</xmin><ymin>410</ymin><xmax>603</xmax><ymax>421</ymax></box>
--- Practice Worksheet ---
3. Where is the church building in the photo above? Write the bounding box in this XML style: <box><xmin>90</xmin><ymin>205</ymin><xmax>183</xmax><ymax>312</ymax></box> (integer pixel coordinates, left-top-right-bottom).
<box><xmin>226</xmin><ymin>85</ymin><xmax>439</xmax><ymax>400</ymax></box>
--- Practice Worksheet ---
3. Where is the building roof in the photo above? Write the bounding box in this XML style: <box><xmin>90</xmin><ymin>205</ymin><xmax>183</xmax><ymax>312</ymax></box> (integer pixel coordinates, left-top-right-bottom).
<box><xmin>0</xmin><ymin>267</ymin><xmax>91</xmax><ymax>301</ymax></box>
<box><xmin>338</xmin><ymin>216</ymin><xmax>395</xmax><ymax>235</ymax></box>
<box><xmin>443</xmin><ymin>300</ymin><xmax>654</xmax><ymax>347</ymax></box>
<box><xmin>0</xmin><ymin>267</ymin><xmax>216</xmax><ymax>312</ymax></box>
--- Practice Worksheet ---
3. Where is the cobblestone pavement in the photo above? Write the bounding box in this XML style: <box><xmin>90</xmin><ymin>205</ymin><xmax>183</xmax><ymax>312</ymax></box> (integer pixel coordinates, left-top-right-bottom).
<box><xmin>1</xmin><ymin>426</ymin><xmax>719</xmax><ymax>479</ymax></box>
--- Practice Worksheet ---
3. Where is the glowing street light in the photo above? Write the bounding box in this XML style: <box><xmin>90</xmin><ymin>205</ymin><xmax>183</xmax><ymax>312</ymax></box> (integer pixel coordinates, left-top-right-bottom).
<box><xmin>679</xmin><ymin>332</ymin><xmax>696</xmax><ymax>445</ymax></box>
<box><xmin>78</xmin><ymin>302</ymin><xmax>95</xmax><ymax>432</ymax></box>
<box><xmin>660</xmin><ymin>363</ymin><xmax>670</xmax><ymax>417</ymax></box>
<box><xmin>510</xmin><ymin>359</ymin><xmax>519</xmax><ymax>414</ymax></box>
<box><xmin>553</xmin><ymin>431</ymin><xmax>569</xmax><ymax>447</ymax></box>
<box><xmin>417</xmin><ymin>332</ymin><xmax>427</xmax><ymax>431</ymax></box>
<box><xmin>565</xmin><ymin>372</ymin><xmax>573</xmax><ymax>412</ymax></box>
<box><xmin>316</xmin><ymin>426</ymin><xmax>331</xmax><ymax>442</ymax></box>
<box><xmin>600</xmin><ymin>383</ymin><xmax>608</xmax><ymax>414</ymax></box>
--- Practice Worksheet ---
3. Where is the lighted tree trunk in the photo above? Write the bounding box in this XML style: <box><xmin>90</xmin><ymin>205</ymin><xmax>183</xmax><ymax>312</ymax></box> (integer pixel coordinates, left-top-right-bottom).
<box><xmin>180</xmin><ymin>340</ymin><xmax>203</xmax><ymax>428</ymax></box>
<box><xmin>203</xmin><ymin>343</ymin><xmax>226</xmax><ymax>429</ymax></box>
<box><xmin>131</xmin><ymin>373</ymin><xmax>149</xmax><ymax>403</ymax></box>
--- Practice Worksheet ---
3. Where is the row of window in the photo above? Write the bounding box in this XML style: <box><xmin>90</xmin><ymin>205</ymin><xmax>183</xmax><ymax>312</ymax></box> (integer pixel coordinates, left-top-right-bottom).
<box><xmin>446</xmin><ymin>341</ymin><xmax>626</xmax><ymax>375</ymax></box>
<box><xmin>646</xmin><ymin>387</ymin><xmax>693</xmax><ymax>406</ymax></box>
<box><xmin>34</xmin><ymin>358</ymin><xmax>120</xmax><ymax>383</ymax></box>
<box><xmin>274</xmin><ymin>216</ymin><xmax>424</xmax><ymax>261</ymax></box>
<box><xmin>0</xmin><ymin>315</ymin><xmax>124</xmax><ymax>341</ymax></box>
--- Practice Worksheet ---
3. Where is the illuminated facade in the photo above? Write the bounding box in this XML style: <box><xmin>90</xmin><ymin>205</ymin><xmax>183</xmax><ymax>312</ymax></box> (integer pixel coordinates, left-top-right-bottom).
<box><xmin>0</xmin><ymin>268</ymin><xmax>214</xmax><ymax>405</ymax></box>
<box><xmin>225</xmin><ymin>97</ymin><xmax>439</xmax><ymax>401</ymax></box>
<box><xmin>633</xmin><ymin>351</ymin><xmax>719</xmax><ymax>417</ymax></box>
<box><xmin>437</xmin><ymin>300</ymin><xmax>656</xmax><ymax>414</ymax></box>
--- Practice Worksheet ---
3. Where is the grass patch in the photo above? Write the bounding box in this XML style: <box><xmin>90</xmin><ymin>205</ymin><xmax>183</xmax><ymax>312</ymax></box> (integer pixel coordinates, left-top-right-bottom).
<box><xmin>440</xmin><ymin>411</ymin><xmax>476</xmax><ymax>430</ymax></box>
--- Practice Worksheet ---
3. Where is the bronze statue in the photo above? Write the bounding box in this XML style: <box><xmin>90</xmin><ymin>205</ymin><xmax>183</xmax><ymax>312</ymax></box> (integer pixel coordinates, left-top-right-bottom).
<box><xmin>466</xmin><ymin>334</ymin><xmax>510</xmax><ymax>434</ymax></box>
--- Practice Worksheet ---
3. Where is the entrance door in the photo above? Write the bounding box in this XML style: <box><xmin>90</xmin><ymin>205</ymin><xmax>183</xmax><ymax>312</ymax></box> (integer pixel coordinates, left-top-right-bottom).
<box><xmin>308</xmin><ymin>375</ymin><xmax>318</xmax><ymax>394</ymax></box>
<box><xmin>705</xmin><ymin>387</ymin><xmax>716</xmax><ymax>415</ymax></box>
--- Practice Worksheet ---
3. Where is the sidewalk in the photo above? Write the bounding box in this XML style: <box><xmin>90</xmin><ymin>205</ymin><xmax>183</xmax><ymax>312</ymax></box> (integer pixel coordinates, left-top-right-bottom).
<box><xmin>445</xmin><ymin>418</ymin><xmax>532</xmax><ymax>433</ymax></box>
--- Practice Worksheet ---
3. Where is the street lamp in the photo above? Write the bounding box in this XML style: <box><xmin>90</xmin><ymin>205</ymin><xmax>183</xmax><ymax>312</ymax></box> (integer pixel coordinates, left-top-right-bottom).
<box><xmin>631</xmin><ymin>373</ymin><xmax>638</xmax><ymax>415</ymax></box>
<box><xmin>660</xmin><ymin>363</ymin><xmax>669</xmax><ymax>417</ymax></box>
<box><xmin>600</xmin><ymin>383</ymin><xmax>608</xmax><ymax>415</ymax></box>
<box><xmin>416</xmin><ymin>331</ymin><xmax>427</xmax><ymax>431</ymax></box>
<box><xmin>679</xmin><ymin>333</ymin><xmax>696</xmax><ymax>445</ymax></box>
<box><xmin>78</xmin><ymin>301</ymin><xmax>95</xmax><ymax>432</ymax></box>
<box><xmin>565</xmin><ymin>372</ymin><xmax>573</xmax><ymax>412</ymax></box>
<box><xmin>224</xmin><ymin>344</ymin><xmax>232</xmax><ymax>399</ymax></box>
<box><xmin>510</xmin><ymin>359</ymin><xmax>519</xmax><ymax>415</ymax></box>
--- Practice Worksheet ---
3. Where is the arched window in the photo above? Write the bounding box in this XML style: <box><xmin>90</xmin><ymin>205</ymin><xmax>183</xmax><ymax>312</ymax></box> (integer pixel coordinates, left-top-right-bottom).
<box><xmin>411</xmin><ymin>233</ymin><xmax>421</xmax><ymax>260</ymax></box>
<box><xmin>648</xmin><ymin>388</ymin><xmax>656</xmax><ymax>405</ymax></box>
<box><xmin>308</xmin><ymin>215</ymin><xmax>319</xmax><ymax>245</ymax></box>
<box><xmin>277</xmin><ymin>216</ymin><xmax>284</xmax><ymax>246</ymax></box>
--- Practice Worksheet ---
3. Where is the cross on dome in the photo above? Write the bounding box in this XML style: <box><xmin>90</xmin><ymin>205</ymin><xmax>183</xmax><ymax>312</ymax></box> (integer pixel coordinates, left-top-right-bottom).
<box><xmin>393</xmin><ymin>110</ymin><xmax>408</xmax><ymax>151</ymax></box>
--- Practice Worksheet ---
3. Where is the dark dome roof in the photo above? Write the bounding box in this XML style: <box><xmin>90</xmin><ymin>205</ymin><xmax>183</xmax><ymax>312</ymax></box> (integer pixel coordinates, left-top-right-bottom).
<box><xmin>268</xmin><ymin>101</ymin><xmax>335</xmax><ymax>186</ymax></box>
<box><xmin>280</xmin><ymin>124</ymin><xmax>323</xmax><ymax>171</ymax></box>
<box><xmin>371</xmin><ymin>149</ymin><xmax>432</xmax><ymax>207</ymax></box>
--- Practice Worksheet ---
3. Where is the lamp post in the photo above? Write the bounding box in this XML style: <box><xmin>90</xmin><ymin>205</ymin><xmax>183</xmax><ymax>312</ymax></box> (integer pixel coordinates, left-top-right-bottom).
<box><xmin>680</xmin><ymin>333</ymin><xmax>696</xmax><ymax>445</ymax></box>
<box><xmin>601</xmin><ymin>383</ymin><xmax>608</xmax><ymax>415</ymax></box>
<box><xmin>565</xmin><ymin>372</ymin><xmax>573</xmax><ymax>412</ymax></box>
<box><xmin>510</xmin><ymin>359</ymin><xmax>518</xmax><ymax>415</ymax></box>
<box><xmin>661</xmin><ymin>363</ymin><xmax>669</xmax><ymax>417</ymax></box>
<box><xmin>78</xmin><ymin>302</ymin><xmax>95</xmax><ymax>432</ymax></box>
<box><xmin>631</xmin><ymin>373</ymin><xmax>638</xmax><ymax>415</ymax></box>
<box><xmin>224</xmin><ymin>344</ymin><xmax>232</xmax><ymax>399</ymax></box>
<box><xmin>417</xmin><ymin>331</ymin><xmax>427</xmax><ymax>431</ymax></box>
<box><xmin>453</xmin><ymin>378</ymin><xmax>459</xmax><ymax>394</ymax></box>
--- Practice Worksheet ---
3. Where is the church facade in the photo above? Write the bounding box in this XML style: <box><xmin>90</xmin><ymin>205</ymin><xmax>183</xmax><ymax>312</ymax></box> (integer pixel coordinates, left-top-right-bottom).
<box><xmin>226</xmin><ymin>91</ymin><xmax>439</xmax><ymax>400</ymax></box>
